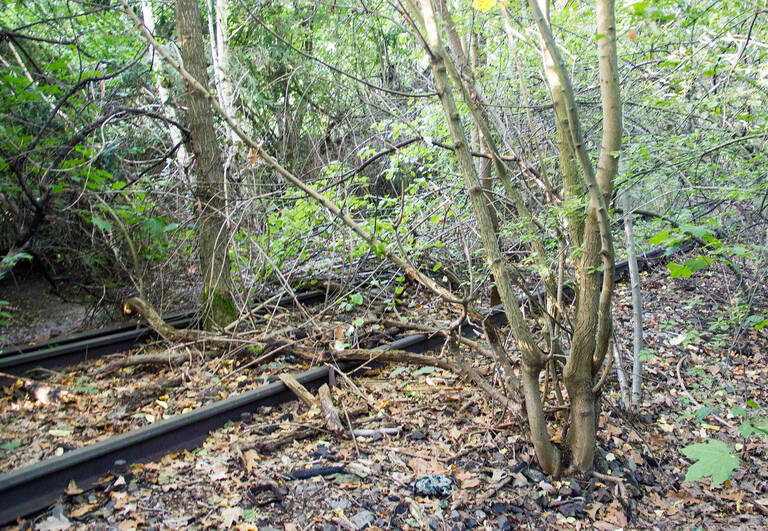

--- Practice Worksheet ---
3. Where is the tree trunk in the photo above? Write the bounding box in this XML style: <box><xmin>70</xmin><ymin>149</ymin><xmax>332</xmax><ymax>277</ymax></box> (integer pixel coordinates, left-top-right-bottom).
<box><xmin>408</xmin><ymin>0</ymin><xmax>560</xmax><ymax>476</ymax></box>
<box><xmin>176</xmin><ymin>0</ymin><xmax>237</xmax><ymax>329</ymax></box>
<box><xmin>526</xmin><ymin>0</ymin><xmax>621</xmax><ymax>473</ymax></box>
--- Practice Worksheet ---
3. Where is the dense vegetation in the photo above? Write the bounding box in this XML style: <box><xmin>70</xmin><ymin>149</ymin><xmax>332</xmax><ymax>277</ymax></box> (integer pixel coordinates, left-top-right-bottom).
<box><xmin>1</xmin><ymin>0</ymin><xmax>766</xmax><ymax>498</ymax></box>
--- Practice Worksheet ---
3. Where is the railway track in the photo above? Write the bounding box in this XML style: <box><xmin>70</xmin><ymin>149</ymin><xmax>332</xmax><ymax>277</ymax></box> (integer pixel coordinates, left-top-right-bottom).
<box><xmin>0</xmin><ymin>289</ymin><xmax>327</xmax><ymax>379</ymax></box>
<box><xmin>0</xmin><ymin>245</ymin><xmax>681</xmax><ymax>524</ymax></box>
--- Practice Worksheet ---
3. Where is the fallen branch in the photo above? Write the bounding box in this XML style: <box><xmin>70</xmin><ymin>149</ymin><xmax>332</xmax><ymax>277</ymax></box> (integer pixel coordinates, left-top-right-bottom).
<box><xmin>0</xmin><ymin>371</ymin><xmax>69</xmax><ymax>404</ymax></box>
<box><xmin>446</xmin><ymin>335</ymin><xmax>521</xmax><ymax>413</ymax></box>
<box><xmin>99</xmin><ymin>351</ymin><xmax>197</xmax><ymax>375</ymax></box>
<box><xmin>278</xmin><ymin>373</ymin><xmax>319</xmax><ymax>408</ymax></box>
<box><xmin>249</xmin><ymin>405</ymin><xmax>368</xmax><ymax>453</ymax></box>
<box><xmin>318</xmin><ymin>383</ymin><xmax>344</xmax><ymax>433</ymax></box>
<box><xmin>123</xmin><ymin>297</ymin><xmax>243</xmax><ymax>349</ymax></box>
<box><xmin>351</xmin><ymin>425</ymin><xmax>403</xmax><ymax>438</ymax></box>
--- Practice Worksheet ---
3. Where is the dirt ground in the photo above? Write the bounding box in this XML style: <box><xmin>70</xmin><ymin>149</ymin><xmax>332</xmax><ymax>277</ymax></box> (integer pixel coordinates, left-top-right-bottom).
<box><xmin>0</xmin><ymin>267</ymin><xmax>91</xmax><ymax>349</ymax></box>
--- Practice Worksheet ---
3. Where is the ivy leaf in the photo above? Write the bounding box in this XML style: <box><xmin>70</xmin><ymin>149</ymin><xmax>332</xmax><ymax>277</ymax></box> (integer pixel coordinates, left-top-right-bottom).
<box><xmin>681</xmin><ymin>439</ymin><xmax>739</xmax><ymax>485</ymax></box>
<box><xmin>349</xmin><ymin>293</ymin><xmax>363</xmax><ymax>306</ymax></box>
<box><xmin>472</xmin><ymin>0</ymin><xmax>497</xmax><ymax>12</ymax></box>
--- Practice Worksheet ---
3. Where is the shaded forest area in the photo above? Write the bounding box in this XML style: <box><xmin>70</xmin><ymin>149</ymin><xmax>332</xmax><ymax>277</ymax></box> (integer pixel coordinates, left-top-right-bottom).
<box><xmin>1</xmin><ymin>0</ymin><xmax>767</xmax><ymax>529</ymax></box>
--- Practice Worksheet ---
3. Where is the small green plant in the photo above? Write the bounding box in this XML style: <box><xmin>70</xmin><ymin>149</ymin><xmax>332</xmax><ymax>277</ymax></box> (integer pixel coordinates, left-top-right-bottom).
<box><xmin>0</xmin><ymin>300</ymin><xmax>11</xmax><ymax>344</ymax></box>
<box><xmin>669</xmin><ymin>328</ymin><xmax>701</xmax><ymax>347</ymax></box>
<box><xmin>339</xmin><ymin>293</ymin><xmax>364</xmax><ymax>312</ymax></box>
<box><xmin>682</xmin><ymin>401</ymin><xmax>766</xmax><ymax>486</ymax></box>
<box><xmin>732</xmin><ymin>401</ymin><xmax>768</xmax><ymax>438</ymax></box>
<box><xmin>0</xmin><ymin>300</ymin><xmax>10</xmax><ymax>326</ymax></box>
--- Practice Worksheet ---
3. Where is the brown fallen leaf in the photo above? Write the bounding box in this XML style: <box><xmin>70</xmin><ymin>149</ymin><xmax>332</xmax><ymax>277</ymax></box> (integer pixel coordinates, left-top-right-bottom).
<box><xmin>407</xmin><ymin>457</ymin><xmax>447</xmax><ymax>475</ymax></box>
<box><xmin>65</xmin><ymin>480</ymin><xmax>83</xmax><ymax>495</ymax></box>
<box><xmin>68</xmin><ymin>503</ymin><xmax>96</xmax><ymax>518</ymax></box>
<box><xmin>117</xmin><ymin>520</ymin><xmax>137</xmax><ymax>531</ymax></box>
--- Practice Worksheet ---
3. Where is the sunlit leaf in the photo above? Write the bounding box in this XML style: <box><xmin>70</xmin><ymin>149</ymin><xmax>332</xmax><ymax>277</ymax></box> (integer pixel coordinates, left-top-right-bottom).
<box><xmin>472</xmin><ymin>0</ymin><xmax>497</xmax><ymax>12</ymax></box>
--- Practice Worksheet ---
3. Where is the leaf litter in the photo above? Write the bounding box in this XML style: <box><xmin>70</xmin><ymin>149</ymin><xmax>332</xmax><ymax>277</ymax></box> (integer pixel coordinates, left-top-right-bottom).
<box><xmin>1</xmin><ymin>255</ymin><xmax>768</xmax><ymax>529</ymax></box>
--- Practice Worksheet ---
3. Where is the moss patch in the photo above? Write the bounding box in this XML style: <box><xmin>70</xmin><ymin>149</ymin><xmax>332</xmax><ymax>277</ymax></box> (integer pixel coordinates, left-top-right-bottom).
<box><xmin>202</xmin><ymin>288</ymin><xmax>237</xmax><ymax>330</ymax></box>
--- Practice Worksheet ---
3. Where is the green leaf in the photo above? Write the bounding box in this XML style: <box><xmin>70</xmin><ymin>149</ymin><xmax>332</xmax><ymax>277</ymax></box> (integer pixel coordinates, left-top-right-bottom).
<box><xmin>738</xmin><ymin>420</ymin><xmax>755</xmax><ymax>438</ymax></box>
<box><xmin>681</xmin><ymin>439</ymin><xmax>739</xmax><ymax>485</ymax></box>
<box><xmin>142</xmin><ymin>218</ymin><xmax>165</xmax><ymax>240</ymax></box>
<box><xmin>750</xmin><ymin>416</ymin><xmax>768</xmax><ymax>435</ymax></box>
<box><xmin>349</xmin><ymin>293</ymin><xmax>363</xmax><ymax>305</ymax></box>
<box><xmin>667</xmin><ymin>262</ymin><xmax>691</xmax><ymax>278</ymax></box>
<box><xmin>411</xmin><ymin>366</ymin><xmax>436</xmax><ymax>377</ymax></box>
<box><xmin>680</xmin><ymin>223</ymin><xmax>714</xmax><ymax>240</ymax></box>
<box><xmin>730</xmin><ymin>406</ymin><xmax>747</xmax><ymax>418</ymax></box>
<box><xmin>389</xmin><ymin>366</ymin><xmax>407</xmax><ymax>378</ymax></box>
<box><xmin>684</xmin><ymin>256</ymin><xmax>712</xmax><ymax>273</ymax></box>
<box><xmin>648</xmin><ymin>230</ymin><xmax>670</xmax><ymax>246</ymax></box>
<box><xmin>695</xmin><ymin>406</ymin><xmax>715</xmax><ymax>422</ymax></box>
<box><xmin>92</xmin><ymin>215</ymin><xmax>112</xmax><ymax>233</ymax></box>
<box><xmin>746</xmin><ymin>399</ymin><xmax>760</xmax><ymax>409</ymax></box>
<box><xmin>472</xmin><ymin>0</ymin><xmax>497</xmax><ymax>13</ymax></box>
<box><xmin>0</xmin><ymin>440</ymin><xmax>22</xmax><ymax>451</ymax></box>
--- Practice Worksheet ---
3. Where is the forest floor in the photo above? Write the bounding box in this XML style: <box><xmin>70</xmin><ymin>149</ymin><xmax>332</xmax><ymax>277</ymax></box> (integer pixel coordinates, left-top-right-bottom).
<box><xmin>1</xmin><ymin>252</ymin><xmax>767</xmax><ymax>530</ymax></box>
<box><xmin>0</xmin><ymin>267</ymin><xmax>91</xmax><ymax>348</ymax></box>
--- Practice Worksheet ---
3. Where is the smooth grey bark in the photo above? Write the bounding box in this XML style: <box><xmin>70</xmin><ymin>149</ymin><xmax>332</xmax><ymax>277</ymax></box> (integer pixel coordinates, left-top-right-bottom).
<box><xmin>622</xmin><ymin>191</ymin><xmax>644</xmax><ymax>411</ymax></box>
<box><xmin>141</xmin><ymin>0</ymin><xmax>188</xmax><ymax>171</ymax></box>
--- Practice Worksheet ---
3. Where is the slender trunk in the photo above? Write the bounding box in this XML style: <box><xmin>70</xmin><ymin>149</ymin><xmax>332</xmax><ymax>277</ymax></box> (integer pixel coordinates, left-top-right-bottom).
<box><xmin>613</xmin><ymin>337</ymin><xmax>631</xmax><ymax>409</ymax></box>
<box><xmin>409</xmin><ymin>0</ymin><xmax>560</xmax><ymax>476</ymax></box>
<box><xmin>526</xmin><ymin>0</ymin><xmax>621</xmax><ymax>473</ymax></box>
<box><xmin>623</xmin><ymin>192</ymin><xmax>644</xmax><ymax>411</ymax></box>
<box><xmin>176</xmin><ymin>0</ymin><xmax>237</xmax><ymax>329</ymax></box>
<box><xmin>141</xmin><ymin>0</ymin><xmax>188</xmax><ymax>171</ymax></box>
<box><xmin>206</xmin><ymin>0</ymin><xmax>237</xmax><ymax>145</ymax></box>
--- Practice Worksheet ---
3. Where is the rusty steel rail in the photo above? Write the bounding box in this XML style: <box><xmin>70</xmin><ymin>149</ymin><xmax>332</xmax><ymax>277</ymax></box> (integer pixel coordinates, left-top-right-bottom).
<box><xmin>0</xmin><ymin>290</ymin><xmax>327</xmax><ymax>376</ymax></box>
<box><xmin>0</xmin><ymin>330</ymin><xmax>444</xmax><ymax>525</ymax></box>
